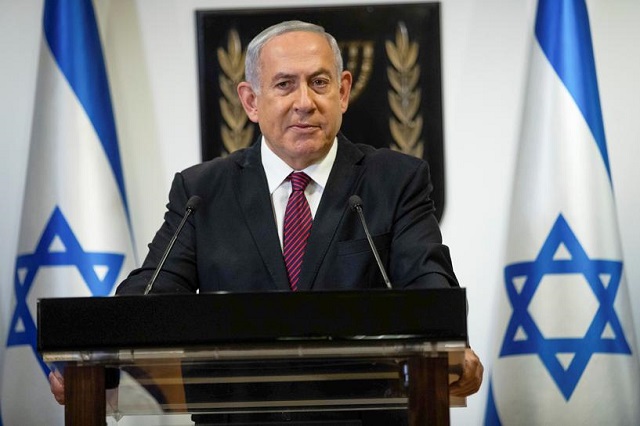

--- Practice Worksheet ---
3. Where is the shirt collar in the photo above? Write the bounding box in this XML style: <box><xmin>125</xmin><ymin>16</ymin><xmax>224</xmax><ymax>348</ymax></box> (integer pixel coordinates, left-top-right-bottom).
<box><xmin>261</xmin><ymin>136</ymin><xmax>338</xmax><ymax>194</ymax></box>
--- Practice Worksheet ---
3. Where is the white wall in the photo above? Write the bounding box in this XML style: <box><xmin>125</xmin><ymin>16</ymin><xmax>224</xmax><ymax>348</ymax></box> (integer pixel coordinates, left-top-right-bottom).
<box><xmin>1</xmin><ymin>1</ymin><xmax>638</xmax><ymax>424</ymax></box>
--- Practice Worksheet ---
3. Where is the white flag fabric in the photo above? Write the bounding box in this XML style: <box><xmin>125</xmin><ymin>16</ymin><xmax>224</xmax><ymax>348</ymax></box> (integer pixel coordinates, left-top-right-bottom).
<box><xmin>484</xmin><ymin>0</ymin><xmax>640</xmax><ymax>424</ymax></box>
<box><xmin>0</xmin><ymin>0</ymin><xmax>135</xmax><ymax>424</ymax></box>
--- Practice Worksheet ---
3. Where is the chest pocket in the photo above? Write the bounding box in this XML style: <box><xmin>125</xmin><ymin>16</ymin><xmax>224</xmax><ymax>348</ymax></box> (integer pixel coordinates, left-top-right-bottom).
<box><xmin>335</xmin><ymin>233</ymin><xmax>391</xmax><ymax>288</ymax></box>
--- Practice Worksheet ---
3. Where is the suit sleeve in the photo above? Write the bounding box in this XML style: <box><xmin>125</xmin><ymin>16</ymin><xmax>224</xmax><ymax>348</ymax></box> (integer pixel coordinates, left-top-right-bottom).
<box><xmin>388</xmin><ymin>160</ymin><xmax>459</xmax><ymax>290</ymax></box>
<box><xmin>116</xmin><ymin>172</ymin><xmax>198</xmax><ymax>295</ymax></box>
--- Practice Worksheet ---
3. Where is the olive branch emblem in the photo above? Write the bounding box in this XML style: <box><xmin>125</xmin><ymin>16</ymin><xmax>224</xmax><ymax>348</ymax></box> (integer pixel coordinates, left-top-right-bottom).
<box><xmin>217</xmin><ymin>29</ymin><xmax>254</xmax><ymax>154</ymax></box>
<box><xmin>386</xmin><ymin>22</ymin><xmax>423</xmax><ymax>158</ymax></box>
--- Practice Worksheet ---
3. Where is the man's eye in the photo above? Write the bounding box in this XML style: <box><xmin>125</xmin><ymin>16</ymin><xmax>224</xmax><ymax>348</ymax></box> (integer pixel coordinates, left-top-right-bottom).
<box><xmin>312</xmin><ymin>79</ymin><xmax>329</xmax><ymax>88</ymax></box>
<box><xmin>276</xmin><ymin>81</ymin><xmax>291</xmax><ymax>89</ymax></box>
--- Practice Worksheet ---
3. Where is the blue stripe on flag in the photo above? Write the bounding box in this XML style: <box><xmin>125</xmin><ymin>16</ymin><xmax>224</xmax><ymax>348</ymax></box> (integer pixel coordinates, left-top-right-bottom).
<box><xmin>43</xmin><ymin>0</ymin><xmax>131</xmax><ymax>217</ymax></box>
<box><xmin>535</xmin><ymin>0</ymin><xmax>611</xmax><ymax>181</ymax></box>
<box><xmin>483</xmin><ymin>380</ymin><xmax>502</xmax><ymax>426</ymax></box>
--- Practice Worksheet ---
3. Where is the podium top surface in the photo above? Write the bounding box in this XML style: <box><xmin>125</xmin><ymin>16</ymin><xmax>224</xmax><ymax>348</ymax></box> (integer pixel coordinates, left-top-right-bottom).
<box><xmin>38</xmin><ymin>288</ymin><xmax>467</xmax><ymax>354</ymax></box>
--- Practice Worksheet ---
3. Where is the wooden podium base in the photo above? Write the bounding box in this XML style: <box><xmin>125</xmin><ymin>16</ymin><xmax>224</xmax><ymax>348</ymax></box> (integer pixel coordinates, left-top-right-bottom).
<box><xmin>408</xmin><ymin>356</ymin><xmax>450</xmax><ymax>425</ymax></box>
<box><xmin>63</xmin><ymin>355</ymin><xmax>453</xmax><ymax>426</ymax></box>
<box><xmin>64</xmin><ymin>365</ymin><xmax>105</xmax><ymax>426</ymax></box>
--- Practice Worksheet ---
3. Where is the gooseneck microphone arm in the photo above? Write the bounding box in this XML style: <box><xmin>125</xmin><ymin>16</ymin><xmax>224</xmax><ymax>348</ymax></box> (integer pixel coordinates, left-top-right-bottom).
<box><xmin>348</xmin><ymin>195</ymin><xmax>392</xmax><ymax>289</ymax></box>
<box><xmin>144</xmin><ymin>195</ymin><xmax>202</xmax><ymax>295</ymax></box>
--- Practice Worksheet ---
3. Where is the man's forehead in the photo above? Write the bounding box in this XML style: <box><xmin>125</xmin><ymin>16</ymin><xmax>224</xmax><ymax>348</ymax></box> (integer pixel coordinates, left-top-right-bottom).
<box><xmin>261</xmin><ymin>31</ymin><xmax>330</xmax><ymax>56</ymax></box>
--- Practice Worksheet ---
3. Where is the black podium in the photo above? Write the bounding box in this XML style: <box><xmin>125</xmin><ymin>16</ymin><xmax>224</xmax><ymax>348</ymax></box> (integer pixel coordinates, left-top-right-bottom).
<box><xmin>38</xmin><ymin>289</ymin><xmax>467</xmax><ymax>425</ymax></box>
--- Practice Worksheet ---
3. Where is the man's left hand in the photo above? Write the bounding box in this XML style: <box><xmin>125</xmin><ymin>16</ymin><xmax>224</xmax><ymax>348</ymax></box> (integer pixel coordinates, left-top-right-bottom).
<box><xmin>449</xmin><ymin>347</ymin><xmax>484</xmax><ymax>397</ymax></box>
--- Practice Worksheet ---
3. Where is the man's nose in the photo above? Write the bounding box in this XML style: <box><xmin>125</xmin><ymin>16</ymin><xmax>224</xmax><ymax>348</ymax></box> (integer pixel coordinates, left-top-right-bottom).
<box><xmin>293</xmin><ymin>84</ymin><xmax>315</xmax><ymax>112</ymax></box>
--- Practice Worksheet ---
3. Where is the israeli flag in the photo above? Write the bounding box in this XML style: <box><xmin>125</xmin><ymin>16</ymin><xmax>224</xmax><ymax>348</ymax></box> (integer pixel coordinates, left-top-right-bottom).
<box><xmin>484</xmin><ymin>1</ymin><xmax>640</xmax><ymax>424</ymax></box>
<box><xmin>0</xmin><ymin>0</ymin><xmax>135</xmax><ymax>424</ymax></box>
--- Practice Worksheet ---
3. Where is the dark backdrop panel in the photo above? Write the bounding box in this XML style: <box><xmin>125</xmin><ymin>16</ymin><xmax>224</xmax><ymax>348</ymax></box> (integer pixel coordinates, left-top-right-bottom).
<box><xmin>196</xmin><ymin>3</ymin><xmax>446</xmax><ymax>220</ymax></box>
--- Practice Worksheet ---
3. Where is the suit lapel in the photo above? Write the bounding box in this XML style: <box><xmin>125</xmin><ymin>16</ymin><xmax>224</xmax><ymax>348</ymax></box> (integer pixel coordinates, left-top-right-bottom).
<box><xmin>235</xmin><ymin>141</ymin><xmax>291</xmax><ymax>291</ymax></box>
<box><xmin>296</xmin><ymin>136</ymin><xmax>365</xmax><ymax>291</ymax></box>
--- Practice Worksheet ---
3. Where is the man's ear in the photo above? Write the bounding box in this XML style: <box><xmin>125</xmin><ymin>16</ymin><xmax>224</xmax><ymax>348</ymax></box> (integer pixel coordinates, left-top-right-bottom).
<box><xmin>339</xmin><ymin>70</ymin><xmax>353</xmax><ymax>113</ymax></box>
<box><xmin>237</xmin><ymin>82</ymin><xmax>259</xmax><ymax>123</ymax></box>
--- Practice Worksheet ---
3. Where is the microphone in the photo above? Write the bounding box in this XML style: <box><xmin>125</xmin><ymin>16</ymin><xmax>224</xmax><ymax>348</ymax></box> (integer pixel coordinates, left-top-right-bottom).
<box><xmin>144</xmin><ymin>195</ymin><xmax>202</xmax><ymax>295</ymax></box>
<box><xmin>348</xmin><ymin>195</ymin><xmax>392</xmax><ymax>289</ymax></box>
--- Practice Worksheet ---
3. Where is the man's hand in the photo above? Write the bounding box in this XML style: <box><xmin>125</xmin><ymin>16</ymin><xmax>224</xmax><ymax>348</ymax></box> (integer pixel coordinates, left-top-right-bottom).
<box><xmin>49</xmin><ymin>371</ymin><xmax>65</xmax><ymax>405</ymax></box>
<box><xmin>449</xmin><ymin>347</ymin><xmax>484</xmax><ymax>397</ymax></box>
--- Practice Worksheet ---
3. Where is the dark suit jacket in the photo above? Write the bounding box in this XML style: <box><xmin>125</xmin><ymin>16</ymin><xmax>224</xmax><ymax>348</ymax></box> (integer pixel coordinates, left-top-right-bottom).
<box><xmin>116</xmin><ymin>134</ymin><xmax>459</xmax><ymax>425</ymax></box>
<box><xmin>116</xmin><ymin>134</ymin><xmax>458</xmax><ymax>295</ymax></box>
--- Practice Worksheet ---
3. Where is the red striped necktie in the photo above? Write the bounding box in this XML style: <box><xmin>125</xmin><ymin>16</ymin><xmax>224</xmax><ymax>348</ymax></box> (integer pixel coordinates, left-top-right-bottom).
<box><xmin>283</xmin><ymin>172</ymin><xmax>313</xmax><ymax>291</ymax></box>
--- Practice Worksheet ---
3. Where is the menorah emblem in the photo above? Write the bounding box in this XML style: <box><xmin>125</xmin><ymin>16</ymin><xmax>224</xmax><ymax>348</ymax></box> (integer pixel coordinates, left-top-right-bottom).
<box><xmin>339</xmin><ymin>40</ymin><xmax>374</xmax><ymax>104</ymax></box>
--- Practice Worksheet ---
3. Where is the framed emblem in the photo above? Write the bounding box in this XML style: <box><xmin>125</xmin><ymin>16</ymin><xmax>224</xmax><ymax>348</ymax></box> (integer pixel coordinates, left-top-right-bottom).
<box><xmin>196</xmin><ymin>3</ymin><xmax>446</xmax><ymax>219</ymax></box>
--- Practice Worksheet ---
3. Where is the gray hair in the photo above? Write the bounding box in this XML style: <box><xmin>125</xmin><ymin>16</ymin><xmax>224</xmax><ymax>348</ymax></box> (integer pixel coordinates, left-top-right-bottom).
<box><xmin>244</xmin><ymin>20</ymin><xmax>344</xmax><ymax>92</ymax></box>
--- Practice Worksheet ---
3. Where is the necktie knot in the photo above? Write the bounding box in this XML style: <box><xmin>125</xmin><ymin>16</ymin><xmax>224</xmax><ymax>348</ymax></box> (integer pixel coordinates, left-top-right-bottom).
<box><xmin>289</xmin><ymin>172</ymin><xmax>311</xmax><ymax>192</ymax></box>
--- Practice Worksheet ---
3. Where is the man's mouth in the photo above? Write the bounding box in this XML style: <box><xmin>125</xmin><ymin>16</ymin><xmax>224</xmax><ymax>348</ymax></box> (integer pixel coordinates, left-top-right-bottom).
<box><xmin>290</xmin><ymin>123</ymin><xmax>318</xmax><ymax>131</ymax></box>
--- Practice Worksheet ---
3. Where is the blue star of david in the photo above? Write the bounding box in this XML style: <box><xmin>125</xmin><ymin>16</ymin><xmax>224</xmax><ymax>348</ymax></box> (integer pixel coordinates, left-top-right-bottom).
<box><xmin>6</xmin><ymin>206</ymin><xmax>124</xmax><ymax>377</ymax></box>
<box><xmin>500</xmin><ymin>213</ymin><xmax>630</xmax><ymax>400</ymax></box>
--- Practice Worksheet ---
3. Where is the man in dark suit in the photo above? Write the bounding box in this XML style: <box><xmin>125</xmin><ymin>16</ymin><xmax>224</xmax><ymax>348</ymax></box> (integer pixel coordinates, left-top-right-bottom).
<box><xmin>50</xmin><ymin>19</ymin><xmax>482</xmax><ymax>423</ymax></box>
<box><xmin>114</xmin><ymin>133</ymin><xmax>457</xmax><ymax>294</ymax></box>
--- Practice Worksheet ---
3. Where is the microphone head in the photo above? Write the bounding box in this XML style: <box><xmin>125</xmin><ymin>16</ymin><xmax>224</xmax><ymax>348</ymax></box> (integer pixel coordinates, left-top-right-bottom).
<box><xmin>186</xmin><ymin>195</ymin><xmax>202</xmax><ymax>212</ymax></box>
<box><xmin>348</xmin><ymin>195</ymin><xmax>363</xmax><ymax>211</ymax></box>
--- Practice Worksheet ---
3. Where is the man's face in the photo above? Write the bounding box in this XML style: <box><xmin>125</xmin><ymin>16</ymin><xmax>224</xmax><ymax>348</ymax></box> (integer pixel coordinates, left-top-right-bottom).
<box><xmin>238</xmin><ymin>31</ymin><xmax>352</xmax><ymax>170</ymax></box>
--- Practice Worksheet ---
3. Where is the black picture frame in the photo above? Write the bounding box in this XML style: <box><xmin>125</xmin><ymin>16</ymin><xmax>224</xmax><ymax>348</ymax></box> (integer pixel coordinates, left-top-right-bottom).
<box><xmin>195</xmin><ymin>2</ymin><xmax>446</xmax><ymax>220</ymax></box>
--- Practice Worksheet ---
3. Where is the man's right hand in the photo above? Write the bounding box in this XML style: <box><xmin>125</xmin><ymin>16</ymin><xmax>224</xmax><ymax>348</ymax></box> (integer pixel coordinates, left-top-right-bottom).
<box><xmin>49</xmin><ymin>371</ymin><xmax>65</xmax><ymax>405</ymax></box>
